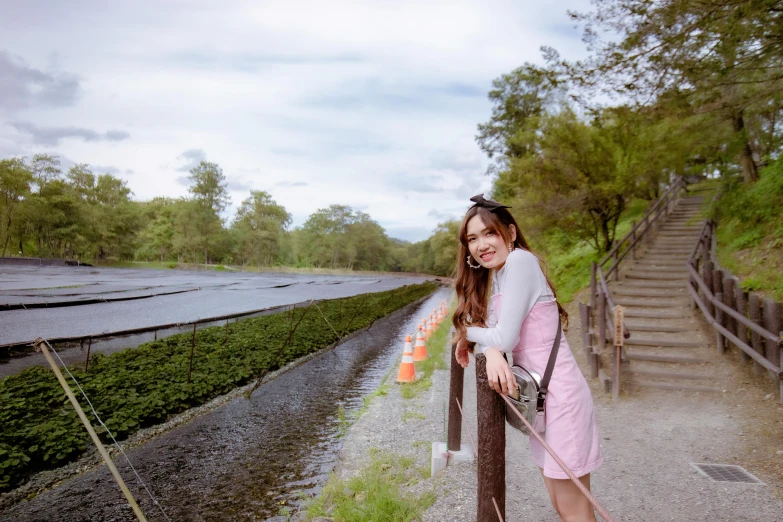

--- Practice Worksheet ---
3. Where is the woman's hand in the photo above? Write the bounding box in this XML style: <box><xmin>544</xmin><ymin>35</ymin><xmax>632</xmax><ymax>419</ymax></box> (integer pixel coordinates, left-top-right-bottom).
<box><xmin>455</xmin><ymin>337</ymin><xmax>471</xmax><ymax>368</ymax></box>
<box><xmin>485</xmin><ymin>347</ymin><xmax>516</xmax><ymax>396</ymax></box>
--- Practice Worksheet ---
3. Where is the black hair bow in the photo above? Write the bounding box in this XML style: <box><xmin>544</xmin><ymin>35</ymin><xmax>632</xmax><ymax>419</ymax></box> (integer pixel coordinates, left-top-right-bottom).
<box><xmin>469</xmin><ymin>193</ymin><xmax>511</xmax><ymax>212</ymax></box>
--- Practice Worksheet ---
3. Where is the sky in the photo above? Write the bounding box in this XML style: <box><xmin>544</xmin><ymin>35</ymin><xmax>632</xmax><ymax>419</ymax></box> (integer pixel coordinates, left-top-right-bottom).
<box><xmin>0</xmin><ymin>0</ymin><xmax>590</xmax><ymax>242</ymax></box>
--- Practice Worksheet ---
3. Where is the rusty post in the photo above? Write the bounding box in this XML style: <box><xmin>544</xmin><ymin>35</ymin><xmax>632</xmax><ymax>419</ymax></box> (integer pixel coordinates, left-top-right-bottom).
<box><xmin>735</xmin><ymin>284</ymin><xmax>749</xmax><ymax>364</ymax></box>
<box><xmin>224</xmin><ymin>319</ymin><xmax>229</xmax><ymax>344</ymax></box>
<box><xmin>85</xmin><ymin>338</ymin><xmax>92</xmax><ymax>371</ymax></box>
<box><xmin>749</xmin><ymin>293</ymin><xmax>764</xmax><ymax>375</ymax></box>
<box><xmin>763</xmin><ymin>299</ymin><xmax>781</xmax><ymax>382</ymax></box>
<box><xmin>475</xmin><ymin>354</ymin><xmax>505</xmax><ymax>522</ymax></box>
<box><xmin>723</xmin><ymin>276</ymin><xmax>736</xmax><ymax>355</ymax></box>
<box><xmin>154</xmin><ymin>330</ymin><xmax>157</xmax><ymax>341</ymax></box>
<box><xmin>712</xmin><ymin>270</ymin><xmax>724</xmax><ymax>353</ymax></box>
<box><xmin>448</xmin><ymin>338</ymin><xmax>465</xmax><ymax>452</ymax></box>
<box><xmin>590</xmin><ymin>262</ymin><xmax>597</xmax><ymax>310</ymax></box>
<box><xmin>612</xmin><ymin>306</ymin><xmax>624</xmax><ymax>400</ymax></box>
<box><xmin>187</xmin><ymin>323</ymin><xmax>196</xmax><ymax>384</ymax></box>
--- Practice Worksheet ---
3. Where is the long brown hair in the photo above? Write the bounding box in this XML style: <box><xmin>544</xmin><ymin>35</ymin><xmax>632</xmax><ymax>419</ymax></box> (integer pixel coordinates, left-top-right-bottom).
<box><xmin>451</xmin><ymin>205</ymin><xmax>568</xmax><ymax>345</ymax></box>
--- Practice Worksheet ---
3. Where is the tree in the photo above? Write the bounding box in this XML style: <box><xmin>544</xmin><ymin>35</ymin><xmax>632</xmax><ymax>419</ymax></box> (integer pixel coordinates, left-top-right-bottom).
<box><xmin>0</xmin><ymin>158</ymin><xmax>33</xmax><ymax>256</ymax></box>
<box><xmin>30</xmin><ymin>154</ymin><xmax>62</xmax><ymax>190</ymax></box>
<box><xmin>476</xmin><ymin>63</ymin><xmax>563</xmax><ymax>172</ymax></box>
<box><xmin>566</xmin><ymin>0</ymin><xmax>783</xmax><ymax>183</ymax></box>
<box><xmin>187</xmin><ymin>161</ymin><xmax>230</xmax><ymax>264</ymax></box>
<box><xmin>232</xmin><ymin>191</ymin><xmax>291</xmax><ymax>267</ymax></box>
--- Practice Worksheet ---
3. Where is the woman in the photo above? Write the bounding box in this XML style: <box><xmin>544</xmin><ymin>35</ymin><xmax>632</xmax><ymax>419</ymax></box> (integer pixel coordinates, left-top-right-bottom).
<box><xmin>452</xmin><ymin>194</ymin><xmax>602</xmax><ymax>522</ymax></box>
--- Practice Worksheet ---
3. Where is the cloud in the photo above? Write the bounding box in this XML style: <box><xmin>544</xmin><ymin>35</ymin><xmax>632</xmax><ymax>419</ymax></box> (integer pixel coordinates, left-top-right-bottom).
<box><xmin>226</xmin><ymin>176</ymin><xmax>252</xmax><ymax>191</ymax></box>
<box><xmin>92</xmin><ymin>165</ymin><xmax>134</xmax><ymax>176</ymax></box>
<box><xmin>0</xmin><ymin>50</ymin><xmax>80</xmax><ymax>110</ymax></box>
<box><xmin>176</xmin><ymin>149</ymin><xmax>207</xmax><ymax>172</ymax></box>
<box><xmin>8</xmin><ymin>121</ymin><xmax>130</xmax><ymax>146</ymax></box>
<box><xmin>275</xmin><ymin>181</ymin><xmax>308</xmax><ymax>187</ymax></box>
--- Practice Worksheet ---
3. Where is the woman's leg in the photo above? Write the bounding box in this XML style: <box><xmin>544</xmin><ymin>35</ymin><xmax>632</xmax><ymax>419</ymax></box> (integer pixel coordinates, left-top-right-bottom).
<box><xmin>538</xmin><ymin>468</ymin><xmax>560</xmax><ymax>516</ymax></box>
<box><xmin>549</xmin><ymin>473</ymin><xmax>596</xmax><ymax>522</ymax></box>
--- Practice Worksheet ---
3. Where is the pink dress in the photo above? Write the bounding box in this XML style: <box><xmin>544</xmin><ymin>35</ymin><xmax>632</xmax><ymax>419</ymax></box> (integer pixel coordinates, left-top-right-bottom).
<box><xmin>491</xmin><ymin>292</ymin><xmax>603</xmax><ymax>479</ymax></box>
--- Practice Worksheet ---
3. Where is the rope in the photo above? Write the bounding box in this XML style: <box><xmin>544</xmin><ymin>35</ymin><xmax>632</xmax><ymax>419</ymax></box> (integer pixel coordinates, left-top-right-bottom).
<box><xmin>500</xmin><ymin>393</ymin><xmax>615</xmax><ymax>522</ymax></box>
<box><xmin>45</xmin><ymin>339</ymin><xmax>172</xmax><ymax>522</ymax></box>
<box><xmin>311</xmin><ymin>300</ymin><xmax>342</xmax><ymax>341</ymax></box>
<box><xmin>454</xmin><ymin>398</ymin><xmax>477</xmax><ymax>458</ymax></box>
<box><xmin>492</xmin><ymin>496</ymin><xmax>504</xmax><ymax>522</ymax></box>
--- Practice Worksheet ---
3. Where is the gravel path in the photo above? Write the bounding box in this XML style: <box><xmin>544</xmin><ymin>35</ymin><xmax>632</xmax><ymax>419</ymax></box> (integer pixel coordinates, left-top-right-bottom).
<box><xmin>332</xmin><ymin>294</ymin><xmax>783</xmax><ymax>521</ymax></box>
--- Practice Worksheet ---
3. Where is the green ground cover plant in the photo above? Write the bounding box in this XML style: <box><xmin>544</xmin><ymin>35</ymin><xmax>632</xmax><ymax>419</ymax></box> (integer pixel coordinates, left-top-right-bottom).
<box><xmin>0</xmin><ymin>282</ymin><xmax>437</xmax><ymax>491</ymax></box>
<box><xmin>713</xmin><ymin>159</ymin><xmax>783</xmax><ymax>301</ymax></box>
<box><xmin>304</xmin><ymin>450</ymin><xmax>435</xmax><ymax>521</ymax></box>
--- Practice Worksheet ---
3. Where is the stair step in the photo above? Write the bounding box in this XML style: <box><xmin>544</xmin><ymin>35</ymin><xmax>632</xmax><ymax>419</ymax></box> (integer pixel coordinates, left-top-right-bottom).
<box><xmin>624</xmin><ymin>324</ymin><xmax>689</xmax><ymax>332</ymax></box>
<box><xmin>626</xmin><ymin>271</ymin><xmax>687</xmax><ymax>280</ymax></box>
<box><xmin>625</xmin><ymin>351</ymin><xmax>708</xmax><ymax>363</ymax></box>
<box><xmin>635</xmin><ymin>381</ymin><xmax>720</xmax><ymax>393</ymax></box>
<box><xmin>624</xmin><ymin>310</ymin><xmax>683</xmax><ymax>319</ymax></box>
<box><xmin>629</xmin><ymin>369</ymin><xmax>715</xmax><ymax>380</ymax></box>
<box><xmin>633</xmin><ymin>262</ymin><xmax>688</xmax><ymax>268</ymax></box>
<box><xmin>614</xmin><ymin>296</ymin><xmax>688</xmax><ymax>308</ymax></box>
<box><xmin>613</xmin><ymin>288</ymin><xmax>685</xmax><ymax>297</ymax></box>
<box><xmin>625</xmin><ymin>337</ymin><xmax>702</xmax><ymax>348</ymax></box>
<box><xmin>620</xmin><ymin>280</ymin><xmax>685</xmax><ymax>289</ymax></box>
<box><xmin>641</xmin><ymin>257</ymin><xmax>691</xmax><ymax>263</ymax></box>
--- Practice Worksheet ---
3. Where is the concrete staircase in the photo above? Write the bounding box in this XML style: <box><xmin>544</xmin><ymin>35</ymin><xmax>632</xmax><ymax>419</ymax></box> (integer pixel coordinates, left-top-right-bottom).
<box><xmin>609</xmin><ymin>195</ymin><xmax>721</xmax><ymax>393</ymax></box>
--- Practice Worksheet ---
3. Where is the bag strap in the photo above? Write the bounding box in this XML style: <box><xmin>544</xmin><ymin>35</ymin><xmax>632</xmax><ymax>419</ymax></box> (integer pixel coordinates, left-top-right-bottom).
<box><xmin>536</xmin><ymin>322</ymin><xmax>562</xmax><ymax>412</ymax></box>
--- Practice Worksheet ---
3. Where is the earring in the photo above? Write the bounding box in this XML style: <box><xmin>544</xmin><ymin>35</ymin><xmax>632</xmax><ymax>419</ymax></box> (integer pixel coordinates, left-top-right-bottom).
<box><xmin>508</xmin><ymin>241</ymin><xmax>514</xmax><ymax>252</ymax></box>
<box><xmin>466</xmin><ymin>255</ymin><xmax>481</xmax><ymax>269</ymax></box>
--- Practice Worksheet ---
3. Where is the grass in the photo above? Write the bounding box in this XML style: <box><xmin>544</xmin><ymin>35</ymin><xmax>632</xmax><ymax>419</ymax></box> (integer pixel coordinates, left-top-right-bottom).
<box><xmin>538</xmin><ymin>197</ymin><xmax>652</xmax><ymax>304</ymax></box>
<box><xmin>401</xmin><ymin>411</ymin><xmax>427</xmax><ymax>422</ymax></box>
<box><xmin>304</xmin><ymin>450</ymin><xmax>436</xmax><ymax>522</ymax></box>
<box><xmin>712</xmin><ymin>159</ymin><xmax>783</xmax><ymax>301</ymax></box>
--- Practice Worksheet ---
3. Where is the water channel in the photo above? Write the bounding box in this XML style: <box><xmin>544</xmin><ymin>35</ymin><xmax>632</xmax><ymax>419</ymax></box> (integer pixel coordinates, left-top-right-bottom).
<box><xmin>0</xmin><ymin>290</ymin><xmax>448</xmax><ymax>522</ymax></box>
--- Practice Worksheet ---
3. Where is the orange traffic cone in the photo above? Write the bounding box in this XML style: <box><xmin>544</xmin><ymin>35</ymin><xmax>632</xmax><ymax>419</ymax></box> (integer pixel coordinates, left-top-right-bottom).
<box><xmin>427</xmin><ymin>314</ymin><xmax>435</xmax><ymax>339</ymax></box>
<box><xmin>413</xmin><ymin>327</ymin><xmax>428</xmax><ymax>361</ymax></box>
<box><xmin>397</xmin><ymin>336</ymin><xmax>416</xmax><ymax>383</ymax></box>
<box><xmin>433</xmin><ymin>309</ymin><xmax>440</xmax><ymax>326</ymax></box>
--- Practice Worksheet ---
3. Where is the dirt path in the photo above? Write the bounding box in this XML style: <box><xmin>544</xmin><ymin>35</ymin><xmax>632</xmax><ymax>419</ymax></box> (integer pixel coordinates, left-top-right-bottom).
<box><xmin>330</xmin><ymin>290</ymin><xmax>782</xmax><ymax>521</ymax></box>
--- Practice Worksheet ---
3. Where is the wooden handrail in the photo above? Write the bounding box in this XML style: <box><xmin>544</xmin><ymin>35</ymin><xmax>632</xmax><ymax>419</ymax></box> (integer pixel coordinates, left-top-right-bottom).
<box><xmin>597</xmin><ymin>177</ymin><xmax>685</xmax><ymax>269</ymax></box>
<box><xmin>687</xmin><ymin>255</ymin><xmax>780</xmax><ymax>345</ymax></box>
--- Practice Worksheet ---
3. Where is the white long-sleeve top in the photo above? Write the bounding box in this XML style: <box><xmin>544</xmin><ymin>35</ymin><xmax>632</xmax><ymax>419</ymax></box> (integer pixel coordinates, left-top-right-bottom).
<box><xmin>466</xmin><ymin>248</ymin><xmax>555</xmax><ymax>354</ymax></box>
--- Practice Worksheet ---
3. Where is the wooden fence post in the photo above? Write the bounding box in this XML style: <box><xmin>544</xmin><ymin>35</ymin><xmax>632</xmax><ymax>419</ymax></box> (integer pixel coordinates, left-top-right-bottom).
<box><xmin>590</xmin><ymin>262</ymin><xmax>597</xmax><ymax>310</ymax></box>
<box><xmin>631</xmin><ymin>221</ymin><xmax>637</xmax><ymax>260</ymax></box>
<box><xmin>613</xmin><ymin>306</ymin><xmax>624</xmax><ymax>400</ymax></box>
<box><xmin>598</xmin><ymin>287</ymin><xmax>607</xmax><ymax>350</ymax></box>
<box><xmin>749</xmin><ymin>294</ymin><xmax>764</xmax><ymax>376</ymax></box>
<box><xmin>448</xmin><ymin>337</ymin><xmax>464</xmax><ymax>452</ymax></box>
<box><xmin>735</xmin><ymin>283</ymin><xmax>749</xmax><ymax>364</ymax></box>
<box><xmin>85</xmin><ymin>338</ymin><xmax>92</xmax><ymax>371</ymax></box>
<box><xmin>723</xmin><ymin>276</ymin><xmax>736</xmax><ymax>355</ymax></box>
<box><xmin>581</xmin><ymin>303</ymin><xmax>598</xmax><ymax>379</ymax></box>
<box><xmin>703</xmin><ymin>260</ymin><xmax>714</xmax><ymax>317</ymax></box>
<box><xmin>763</xmin><ymin>299</ymin><xmax>781</xmax><ymax>382</ymax></box>
<box><xmin>475</xmin><ymin>354</ymin><xmax>505</xmax><ymax>522</ymax></box>
<box><xmin>712</xmin><ymin>270</ymin><xmax>724</xmax><ymax>353</ymax></box>
<box><xmin>187</xmin><ymin>323</ymin><xmax>197</xmax><ymax>384</ymax></box>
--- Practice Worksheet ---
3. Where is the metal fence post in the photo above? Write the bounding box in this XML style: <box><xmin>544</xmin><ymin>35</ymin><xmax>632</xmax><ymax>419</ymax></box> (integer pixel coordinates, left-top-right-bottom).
<box><xmin>598</xmin><ymin>287</ymin><xmax>607</xmax><ymax>350</ymax></box>
<box><xmin>475</xmin><ymin>354</ymin><xmax>505</xmax><ymax>522</ymax></box>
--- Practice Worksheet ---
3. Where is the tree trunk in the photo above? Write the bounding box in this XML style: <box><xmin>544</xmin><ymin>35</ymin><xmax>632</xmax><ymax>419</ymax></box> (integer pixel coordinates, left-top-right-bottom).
<box><xmin>733</xmin><ymin>111</ymin><xmax>759</xmax><ymax>183</ymax></box>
